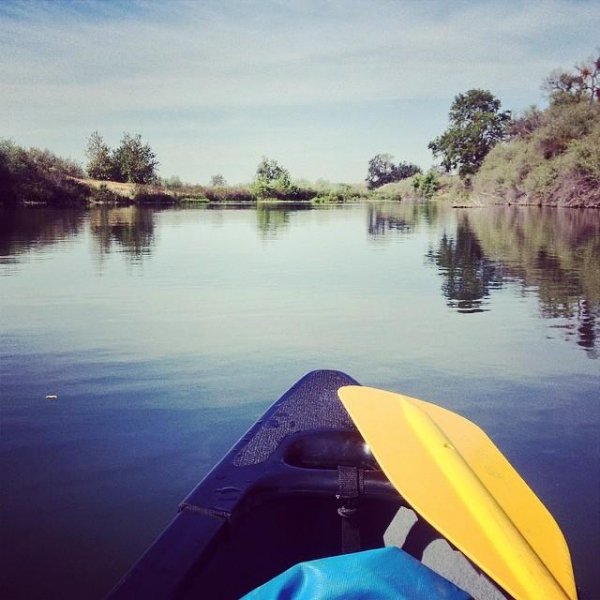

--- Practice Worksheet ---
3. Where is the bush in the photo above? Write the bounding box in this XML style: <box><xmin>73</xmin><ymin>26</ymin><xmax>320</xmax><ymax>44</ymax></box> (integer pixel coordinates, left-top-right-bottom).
<box><xmin>0</xmin><ymin>139</ymin><xmax>89</xmax><ymax>206</ymax></box>
<box><xmin>473</xmin><ymin>101</ymin><xmax>600</xmax><ymax>206</ymax></box>
<box><xmin>412</xmin><ymin>171</ymin><xmax>440</xmax><ymax>199</ymax></box>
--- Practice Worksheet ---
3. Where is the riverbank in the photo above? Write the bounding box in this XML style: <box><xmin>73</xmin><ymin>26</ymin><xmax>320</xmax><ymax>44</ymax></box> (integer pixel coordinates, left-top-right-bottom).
<box><xmin>3</xmin><ymin>95</ymin><xmax>599</xmax><ymax>209</ymax></box>
<box><xmin>79</xmin><ymin>178</ymin><xmax>371</xmax><ymax>207</ymax></box>
<box><xmin>470</xmin><ymin>100</ymin><xmax>600</xmax><ymax>208</ymax></box>
<box><xmin>0</xmin><ymin>139</ymin><xmax>374</xmax><ymax>208</ymax></box>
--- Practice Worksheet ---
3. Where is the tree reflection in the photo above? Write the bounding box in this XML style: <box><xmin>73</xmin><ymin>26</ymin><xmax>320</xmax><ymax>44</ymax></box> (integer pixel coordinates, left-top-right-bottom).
<box><xmin>368</xmin><ymin>205</ymin><xmax>412</xmax><ymax>236</ymax></box>
<box><xmin>576</xmin><ymin>300</ymin><xmax>598</xmax><ymax>358</ymax></box>
<box><xmin>434</xmin><ymin>207</ymin><xmax>600</xmax><ymax>357</ymax></box>
<box><xmin>0</xmin><ymin>207</ymin><xmax>85</xmax><ymax>263</ymax></box>
<box><xmin>428</xmin><ymin>216</ymin><xmax>504</xmax><ymax>313</ymax></box>
<box><xmin>367</xmin><ymin>202</ymin><xmax>440</xmax><ymax>238</ymax></box>
<box><xmin>256</xmin><ymin>205</ymin><xmax>311</xmax><ymax>239</ymax></box>
<box><xmin>89</xmin><ymin>206</ymin><xmax>155</xmax><ymax>260</ymax></box>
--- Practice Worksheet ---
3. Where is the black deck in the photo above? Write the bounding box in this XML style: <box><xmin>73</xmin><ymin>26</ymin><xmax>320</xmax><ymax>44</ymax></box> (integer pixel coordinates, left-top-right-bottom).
<box><xmin>107</xmin><ymin>370</ymin><xmax>403</xmax><ymax>599</ymax></box>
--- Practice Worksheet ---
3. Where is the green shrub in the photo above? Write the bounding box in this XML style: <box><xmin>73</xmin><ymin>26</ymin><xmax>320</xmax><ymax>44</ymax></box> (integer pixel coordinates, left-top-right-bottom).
<box><xmin>534</xmin><ymin>102</ymin><xmax>598</xmax><ymax>159</ymax></box>
<box><xmin>412</xmin><ymin>171</ymin><xmax>440</xmax><ymax>199</ymax></box>
<box><xmin>564</xmin><ymin>122</ymin><xmax>600</xmax><ymax>181</ymax></box>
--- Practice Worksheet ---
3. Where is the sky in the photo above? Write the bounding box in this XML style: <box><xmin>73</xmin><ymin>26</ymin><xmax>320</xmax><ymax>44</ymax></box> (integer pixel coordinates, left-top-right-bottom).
<box><xmin>1</xmin><ymin>0</ymin><xmax>599</xmax><ymax>184</ymax></box>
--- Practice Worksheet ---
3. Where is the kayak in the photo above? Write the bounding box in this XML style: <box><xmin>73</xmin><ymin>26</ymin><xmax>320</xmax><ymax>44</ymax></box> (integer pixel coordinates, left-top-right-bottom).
<box><xmin>107</xmin><ymin>370</ymin><xmax>577</xmax><ymax>600</ymax></box>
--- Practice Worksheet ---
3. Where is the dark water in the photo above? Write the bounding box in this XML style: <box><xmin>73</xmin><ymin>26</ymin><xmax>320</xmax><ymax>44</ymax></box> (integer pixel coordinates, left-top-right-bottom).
<box><xmin>1</xmin><ymin>203</ymin><xmax>598</xmax><ymax>599</ymax></box>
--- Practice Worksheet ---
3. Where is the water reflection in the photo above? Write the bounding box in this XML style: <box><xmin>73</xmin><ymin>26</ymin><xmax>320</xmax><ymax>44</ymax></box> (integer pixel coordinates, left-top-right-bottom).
<box><xmin>256</xmin><ymin>205</ymin><xmax>311</xmax><ymax>240</ymax></box>
<box><xmin>367</xmin><ymin>203</ymin><xmax>600</xmax><ymax>357</ymax></box>
<box><xmin>3</xmin><ymin>204</ymin><xmax>599</xmax><ymax>357</ymax></box>
<box><xmin>464</xmin><ymin>207</ymin><xmax>600</xmax><ymax>358</ymax></box>
<box><xmin>89</xmin><ymin>207</ymin><xmax>155</xmax><ymax>260</ymax></box>
<box><xmin>0</xmin><ymin>207</ymin><xmax>85</xmax><ymax>266</ymax></box>
<box><xmin>367</xmin><ymin>201</ymin><xmax>439</xmax><ymax>237</ymax></box>
<box><xmin>368</xmin><ymin>203</ymin><xmax>413</xmax><ymax>236</ymax></box>
<box><xmin>427</xmin><ymin>215</ymin><xmax>504</xmax><ymax>313</ymax></box>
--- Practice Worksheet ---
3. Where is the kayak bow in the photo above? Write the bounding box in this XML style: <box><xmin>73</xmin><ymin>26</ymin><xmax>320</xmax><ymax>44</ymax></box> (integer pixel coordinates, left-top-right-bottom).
<box><xmin>107</xmin><ymin>371</ymin><xmax>577</xmax><ymax>600</ymax></box>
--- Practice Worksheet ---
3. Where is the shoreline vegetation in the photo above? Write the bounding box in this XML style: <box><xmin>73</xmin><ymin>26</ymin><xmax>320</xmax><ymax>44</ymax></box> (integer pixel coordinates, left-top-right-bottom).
<box><xmin>1</xmin><ymin>53</ymin><xmax>598</xmax><ymax>210</ymax></box>
<box><xmin>76</xmin><ymin>176</ymin><xmax>373</xmax><ymax>207</ymax></box>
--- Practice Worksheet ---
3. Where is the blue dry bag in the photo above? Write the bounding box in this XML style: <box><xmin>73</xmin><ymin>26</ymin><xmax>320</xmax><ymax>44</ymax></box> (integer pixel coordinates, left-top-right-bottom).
<box><xmin>242</xmin><ymin>547</ymin><xmax>470</xmax><ymax>599</ymax></box>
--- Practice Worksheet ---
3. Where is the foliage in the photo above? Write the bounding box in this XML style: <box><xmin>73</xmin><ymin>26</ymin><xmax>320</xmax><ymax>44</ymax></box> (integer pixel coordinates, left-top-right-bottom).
<box><xmin>0</xmin><ymin>139</ymin><xmax>88</xmax><ymax>206</ymax></box>
<box><xmin>411</xmin><ymin>170</ymin><xmax>440</xmax><ymax>199</ymax></box>
<box><xmin>313</xmin><ymin>183</ymin><xmax>366</xmax><ymax>204</ymax></box>
<box><xmin>429</xmin><ymin>89</ymin><xmax>511</xmax><ymax>179</ymax></box>
<box><xmin>252</xmin><ymin>157</ymin><xmax>298</xmax><ymax>200</ymax></box>
<box><xmin>543</xmin><ymin>52</ymin><xmax>600</xmax><ymax>105</ymax></box>
<box><xmin>210</xmin><ymin>174</ymin><xmax>227</xmax><ymax>186</ymax></box>
<box><xmin>255</xmin><ymin>157</ymin><xmax>291</xmax><ymax>186</ymax></box>
<box><xmin>85</xmin><ymin>131</ymin><xmax>114</xmax><ymax>180</ymax></box>
<box><xmin>473</xmin><ymin>100</ymin><xmax>600</xmax><ymax>206</ymax></box>
<box><xmin>508</xmin><ymin>106</ymin><xmax>545</xmax><ymax>140</ymax></box>
<box><xmin>112</xmin><ymin>133</ymin><xmax>158</xmax><ymax>184</ymax></box>
<box><xmin>365</xmin><ymin>153</ymin><xmax>421</xmax><ymax>189</ymax></box>
<box><xmin>85</xmin><ymin>131</ymin><xmax>158</xmax><ymax>184</ymax></box>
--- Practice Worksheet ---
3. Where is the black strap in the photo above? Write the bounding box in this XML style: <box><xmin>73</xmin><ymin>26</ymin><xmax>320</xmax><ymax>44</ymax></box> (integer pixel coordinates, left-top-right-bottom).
<box><xmin>336</xmin><ymin>466</ymin><xmax>364</xmax><ymax>553</ymax></box>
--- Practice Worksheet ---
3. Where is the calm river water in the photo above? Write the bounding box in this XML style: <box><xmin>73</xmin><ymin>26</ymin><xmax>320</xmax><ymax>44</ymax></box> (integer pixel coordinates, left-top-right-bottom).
<box><xmin>1</xmin><ymin>202</ymin><xmax>599</xmax><ymax>599</ymax></box>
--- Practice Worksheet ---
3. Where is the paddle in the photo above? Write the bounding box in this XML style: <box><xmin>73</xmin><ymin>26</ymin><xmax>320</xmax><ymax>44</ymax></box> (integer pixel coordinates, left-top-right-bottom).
<box><xmin>337</xmin><ymin>385</ymin><xmax>577</xmax><ymax>600</ymax></box>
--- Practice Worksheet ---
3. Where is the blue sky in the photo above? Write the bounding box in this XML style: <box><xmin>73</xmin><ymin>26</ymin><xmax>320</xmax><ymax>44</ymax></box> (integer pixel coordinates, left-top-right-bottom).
<box><xmin>1</xmin><ymin>0</ymin><xmax>599</xmax><ymax>184</ymax></box>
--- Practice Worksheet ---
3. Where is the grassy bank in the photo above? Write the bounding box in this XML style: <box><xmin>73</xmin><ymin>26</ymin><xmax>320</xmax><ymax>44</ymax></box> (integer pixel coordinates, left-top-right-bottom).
<box><xmin>472</xmin><ymin>101</ymin><xmax>600</xmax><ymax>207</ymax></box>
<box><xmin>374</xmin><ymin>173</ymin><xmax>473</xmax><ymax>206</ymax></box>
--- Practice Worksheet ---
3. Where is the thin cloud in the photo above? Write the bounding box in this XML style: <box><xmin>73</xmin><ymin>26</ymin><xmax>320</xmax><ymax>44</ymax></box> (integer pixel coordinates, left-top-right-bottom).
<box><xmin>1</xmin><ymin>0</ymin><xmax>598</xmax><ymax>181</ymax></box>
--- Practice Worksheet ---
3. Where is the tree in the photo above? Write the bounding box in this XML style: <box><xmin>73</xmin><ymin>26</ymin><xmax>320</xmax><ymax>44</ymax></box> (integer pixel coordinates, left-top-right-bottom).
<box><xmin>395</xmin><ymin>161</ymin><xmax>422</xmax><ymax>180</ymax></box>
<box><xmin>112</xmin><ymin>133</ymin><xmax>158</xmax><ymax>184</ymax></box>
<box><xmin>210</xmin><ymin>174</ymin><xmax>227</xmax><ymax>186</ymax></box>
<box><xmin>428</xmin><ymin>89</ymin><xmax>511</xmax><ymax>179</ymax></box>
<box><xmin>85</xmin><ymin>131</ymin><xmax>113</xmax><ymax>180</ymax></box>
<box><xmin>543</xmin><ymin>52</ymin><xmax>600</xmax><ymax>105</ymax></box>
<box><xmin>366</xmin><ymin>153</ymin><xmax>395</xmax><ymax>189</ymax></box>
<box><xmin>365</xmin><ymin>154</ymin><xmax>421</xmax><ymax>189</ymax></box>
<box><xmin>255</xmin><ymin>157</ymin><xmax>291</xmax><ymax>188</ymax></box>
<box><xmin>251</xmin><ymin>157</ymin><xmax>306</xmax><ymax>200</ymax></box>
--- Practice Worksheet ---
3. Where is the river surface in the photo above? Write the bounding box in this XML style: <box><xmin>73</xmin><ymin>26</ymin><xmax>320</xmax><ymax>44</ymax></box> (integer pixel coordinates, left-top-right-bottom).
<box><xmin>1</xmin><ymin>202</ymin><xmax>599</xmax><ymax>599</ymax></box>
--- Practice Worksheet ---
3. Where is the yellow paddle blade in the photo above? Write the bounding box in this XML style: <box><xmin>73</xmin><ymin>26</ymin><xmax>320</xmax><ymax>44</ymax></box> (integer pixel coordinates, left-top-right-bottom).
<box><xmin>338</xmin><ymin>385</ymin><xmax>577</xmax><ymax>600</ymax></box>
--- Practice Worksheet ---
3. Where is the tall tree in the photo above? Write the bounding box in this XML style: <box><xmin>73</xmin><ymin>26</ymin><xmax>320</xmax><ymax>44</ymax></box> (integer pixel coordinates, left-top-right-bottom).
<box><xmin>255</xmin><ymin>157</ymin><xmax>291</xmax><ymax>188</ymax></box>
<box><xmin>85</xmin><ymin>131</ymin><xmax>113</xmax><ymax>180</ymax></box>
<box><xmin>112</xmin><ymin>133</ymin><xmax>158</xmax><ymax>184</ymax></box>
<box><xmin>366</xmin><ymin>154</ymin><xmax>396</xmax><ymax>189</ymax></box>
<box><xmin>366</xmin><ymin>154</ymin><xmax>421</xmax><ymax>189</ymax></box>
<box><xmin>252</xmin><ymin>157</ymin><xmax>293</xmax><ymax>199</ymax></box>
<box><xmin>429</xmin><ymin>89</ymin><xmax>511</xmax><ymax>179</ymax></box>
<box><xmin>210</xmin><ymin>174</ymin><xmax>227</xmax><ymax>186</ymax></box>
